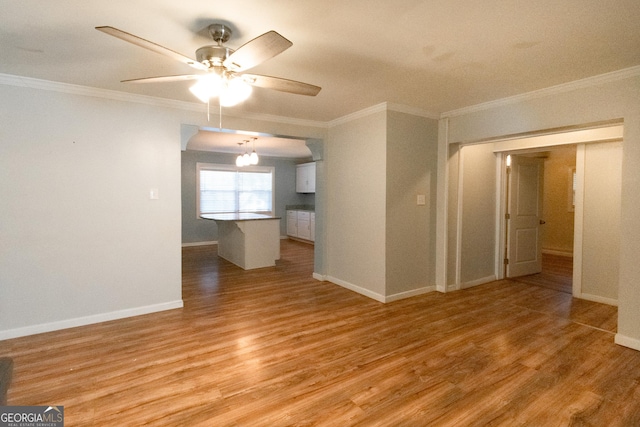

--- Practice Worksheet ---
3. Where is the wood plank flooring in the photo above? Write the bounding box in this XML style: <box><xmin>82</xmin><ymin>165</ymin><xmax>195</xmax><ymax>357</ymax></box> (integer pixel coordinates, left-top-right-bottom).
<box><xmin>512</xmin><ymin>253</ymin><xmax>574</xmax><ymax>294</ymax></box>
<box><xmin>1</xmin><ymin>240</ymin><xmax>638</xmax><ymax>426</ymax></box>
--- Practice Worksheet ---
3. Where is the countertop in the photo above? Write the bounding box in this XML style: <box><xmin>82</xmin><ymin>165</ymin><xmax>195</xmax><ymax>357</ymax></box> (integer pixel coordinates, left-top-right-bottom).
<box><xmin>200</xmin><ymin>213</ymin><xmax>281</xmax><ymax>221</ymax></box>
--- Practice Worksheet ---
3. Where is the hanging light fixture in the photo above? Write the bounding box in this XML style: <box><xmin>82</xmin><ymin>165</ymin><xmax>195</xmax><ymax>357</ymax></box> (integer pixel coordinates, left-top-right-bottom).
<box><xmin>249</xmin><ymin>137</ymin><xmax>259</xmax><ymax>165</ymax></box>
<box><xmin>242</xmin><ymin>140</ymin><xmax>251</xmax><ymax>165</ymax></box>
<box><xmin>235</xmin><ymin>142</ymin><xmax>245</xmax><ymax>167</ymax></box>
<box><xmin>234</xmin><ymin>138</ymin><xmax>260</xmax><ymax>168</ymax></box>
<box><xmin>189</xmin><ymin>73</ymin><xmax>252</xmax><ymax>107</ymax></box>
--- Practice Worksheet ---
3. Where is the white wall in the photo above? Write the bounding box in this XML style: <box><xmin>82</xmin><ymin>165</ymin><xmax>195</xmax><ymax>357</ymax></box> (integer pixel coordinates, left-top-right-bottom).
<box><xmin>459</xmin><ymin>143</ymin><xmax>497</xmax><ymax>286</ymax></box>
<box><xmin>385</xmin><ymin>111</ymin><xmax>438</xmax><ymax>297</ymax></box>
<box><xmin>326</xmin><ymin>111</ymin><xmax>387</xmax><ymax>299</ymax></box>
<box><xmin>579</xmin><ymin>141</ymin><xmax>622</xmax><ymax>302</ymax></box>
<box><xmin>0</xmin><ymin>83</ymin><xmax>189</xmax><ymax>339</ymax></box>
<box><xmin>443</xmin><ymin>71</ymin><xmax>640</xmax><ymax>350</ymax></box>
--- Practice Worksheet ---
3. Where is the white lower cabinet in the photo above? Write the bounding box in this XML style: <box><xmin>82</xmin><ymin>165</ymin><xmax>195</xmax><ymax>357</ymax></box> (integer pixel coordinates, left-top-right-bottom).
<box><xmin>286</xmin><ymin>210</ymin><xmax>298</xmax><ymax>237</ymax></box>
<box><xmin>286</xmin><ymin>210</ymin><xmax>315</xmax><ymax>242</ymax></box>
<box><xmin>296</xmin><ymin>211</ymin><xmax>311</xmax><ymax>240</ymax></box>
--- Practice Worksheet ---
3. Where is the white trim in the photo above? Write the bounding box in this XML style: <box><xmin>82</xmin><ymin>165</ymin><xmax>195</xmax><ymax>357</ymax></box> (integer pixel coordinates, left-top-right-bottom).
<box><xmin>435</xmin><ymin>118</ymin><xmax>450</xmax><ymax>292</ymax></box>
<box><xmin>454</xmin><ymin>146</ymin><xmax>464</xmax><ymax>291</ymax></box>
<box><xmin>573</xmin><ymin>145</ymin><xmax>586</xmax><ymax>298</ymax></box>
<box><xmin>385</xmin><ymin>286</ymin><xmax>437</xmax><ymax>303</ymax></box>
<box><xmin>0</xmin><ymin>73</ymin><xmax>327</xmax><ymax>129</ymax></box>
<box><xmin>312</xmin><ymin>272</ymin><xmax>326</xmax><ymax>281</ymax></box>
<box><xmin>328</xmin><ymin>103</ymin><xmax>388</xmax><ymax>127</ymax></box>
<box><xmin>328</xmin><ymin>102</ymin><xmax>439</xmax><ymax>128</ymax></box>
<box><xmin>324</xmin><ymin>276</ymin><xmax>435</xmax><ymax>303</ymax></box>
<box><xmin>325</xmin><ymin>276</ymin><xmax>386</xmax><ymax>303</ymax></box>
<box><xmin>491</xmin><ymin>125</ymin><xmax>623</xmax><ymax>152</ymax></box>
<box><xmin>542</xmin><ymin>249</ymin><xmax>573</xmax><ymax>257</ymax></box>
<box><xmin>0</xmin><ymin>300</ymin><xmax>184</xmax><ymax>341</ymax></box>
<box><xmin>461</xmin><ymin>275</ymin><xmax>497</xmax><ymax>290</ymax></box>
<box><xmin>386</xmin><ymin>103</ymin><xmax>440</xmax><ymax>120</ymax></box>
<box><xmin>615</xmin><ymin>334</ymin><xmax>640</xmax><ymax>351</ymax></box>
<box><xmin>576</xmin><ymin>293</ymin><xmax>618</xmax><ymax>307</ymax></box>
<box><xmin>182</xmin><ymin>241</ymin><xmax>217</xmax><ymax>247</ymax></box>
<box><xmin>442</xmin><ymin>66</ymin><xmax>640</xmax><ymax>118</ymax></box>
<box><xmin>495</xmin><ymin>154</ymin><xmax>507</xmax><ymax>280</ymax></box>
<box><xmin>446</xmin><ymin>284</ymin><xmax>459</xmax><ymax>292</ymax></box>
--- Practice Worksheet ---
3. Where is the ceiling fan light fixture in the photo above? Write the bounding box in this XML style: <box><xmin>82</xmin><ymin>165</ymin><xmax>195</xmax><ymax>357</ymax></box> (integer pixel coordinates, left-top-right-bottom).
<box><xmin>219</xmin><ymin>77</ymin><xmax>252</xmax><ymax>107</ymax></box>
<box><xmin>189</xmin><ymin>74</ymin><xmax>223</xmax><ymax>102</ymax></box>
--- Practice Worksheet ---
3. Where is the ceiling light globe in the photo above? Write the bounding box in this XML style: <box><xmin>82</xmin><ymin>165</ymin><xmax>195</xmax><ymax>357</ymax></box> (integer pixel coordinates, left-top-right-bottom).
<box><xmin>220</xmin><ymin>77</ymin><xmax>252</xmax><ymax>107</ymax></box>
<box><xmin>189</xmin><ymin>75</ymin><xmax>223</xmax><ymax>103</ymax></box>
<box><xmin>249</xmin><ymin>151</ymin><xmax>259</xmax><ymax>165</ymax></box>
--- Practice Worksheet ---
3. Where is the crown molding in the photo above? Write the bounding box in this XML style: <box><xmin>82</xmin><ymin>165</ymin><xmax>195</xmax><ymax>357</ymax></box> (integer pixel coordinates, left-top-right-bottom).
<box><xmin>0</xmin><ymin>73</ymin><xmax>327</xmax><ymax>129</ymax></box>
<box><xmin>0</xmin><ymin>73</ymin><xmax>205</xmax><ymax>112</ymax></box>
<box><xmin>441</xmin><ymin>66</ymin><xmax>640</xmax><ymax>118</ymax></box>
<box><xmin>386</xmin><ymin>103</ymin><xmax>440</xmax><ymax>120</ymax></box>
<box><xmin>328</xmin><ymin>102</ymin><xmax>439</xmax><ymax>128</ymax></box>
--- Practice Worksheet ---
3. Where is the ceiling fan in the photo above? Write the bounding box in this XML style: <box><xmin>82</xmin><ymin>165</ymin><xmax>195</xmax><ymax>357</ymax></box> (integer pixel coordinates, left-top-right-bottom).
<box><xmin>96</xmin><ymin>24</ymin><xmax>321</xmax><ymax>106</ymax></box>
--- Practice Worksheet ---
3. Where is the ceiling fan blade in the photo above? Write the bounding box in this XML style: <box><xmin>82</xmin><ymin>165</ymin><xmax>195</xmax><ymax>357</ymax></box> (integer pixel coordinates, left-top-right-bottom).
<box><xmin>96</xmin><ymin>26</ymin><xmax>207</xmax><ymax>71</ymax></box>
<box><xmin>223</xmin><ymin>31</ymin><xmax>292</xmax><ymax>72</ymax></box>
<box><xmin>121</xmin><ymin>74</ymin><xmax>201</xmax><ymax>84</ymax></box>
<box><xmin>241</xmin><ymin>74</ymin><xmax>321</xmax><ymax>96</ymax></box>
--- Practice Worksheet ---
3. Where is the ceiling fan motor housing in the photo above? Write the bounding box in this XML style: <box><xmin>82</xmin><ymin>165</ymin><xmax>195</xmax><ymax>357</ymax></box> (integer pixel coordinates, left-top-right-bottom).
<box><xmin>196</xmin><ymin>45</ymin><xmax>234</xmax><ymax>68</ymax></box>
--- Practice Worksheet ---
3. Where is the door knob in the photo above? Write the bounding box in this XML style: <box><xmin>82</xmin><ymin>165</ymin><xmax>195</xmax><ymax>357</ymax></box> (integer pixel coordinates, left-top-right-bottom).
<box><xmin>539</xmin><ymin>219</ymin><xmax>546</xmax><ymax>225</ymax></box>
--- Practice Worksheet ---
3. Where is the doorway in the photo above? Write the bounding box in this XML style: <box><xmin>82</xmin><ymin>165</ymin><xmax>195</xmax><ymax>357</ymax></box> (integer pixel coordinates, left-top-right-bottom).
<box><xmin>503</xmin><ymin>146</ymin><xmax>577</xmax><ymax>294</ymax></box>
<box><xmin>495</xmin><ymin>137</ymin><xmax>622</xmax><ymax>305</ymax></box>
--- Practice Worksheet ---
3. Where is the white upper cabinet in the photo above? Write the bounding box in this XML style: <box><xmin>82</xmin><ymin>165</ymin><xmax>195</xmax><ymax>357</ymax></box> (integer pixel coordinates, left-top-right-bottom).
<box><xmin>296</xmin><ymin>162</ymin><xmax>316</xmax><ymax>193</ymax></box>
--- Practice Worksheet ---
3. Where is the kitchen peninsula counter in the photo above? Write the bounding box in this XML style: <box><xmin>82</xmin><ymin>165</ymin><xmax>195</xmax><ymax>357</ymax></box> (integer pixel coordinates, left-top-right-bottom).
<box><xmin>201</xmin><ymin>213</ymin><xmax>281</xmax><ymax>270</ymax></box>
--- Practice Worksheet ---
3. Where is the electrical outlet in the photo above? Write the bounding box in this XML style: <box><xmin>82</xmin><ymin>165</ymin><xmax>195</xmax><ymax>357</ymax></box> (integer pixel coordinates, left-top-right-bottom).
<box><xmin>150</xmin><ymin>188</ymin><xmax>159</xmax><ymax>200</ymax></box>
<box><xmin>417</xmin><ymin>194</ymin><xmax>426</xmax><ymax>205</ymax></box>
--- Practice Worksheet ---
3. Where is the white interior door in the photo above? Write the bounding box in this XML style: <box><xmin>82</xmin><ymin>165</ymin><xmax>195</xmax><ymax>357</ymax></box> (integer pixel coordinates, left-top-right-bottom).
<box><xmin>507</xmin><ymin>156</ymin><xmax>544</xmax><ymax>277</ymax></box>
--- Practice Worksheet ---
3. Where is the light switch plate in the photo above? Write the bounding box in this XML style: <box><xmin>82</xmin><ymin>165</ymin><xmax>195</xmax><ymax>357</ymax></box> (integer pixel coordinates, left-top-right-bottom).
<box><xmin>150</xmin><ymin>188</ymin><xmax>159</xmax><ymax>200</ymax></box>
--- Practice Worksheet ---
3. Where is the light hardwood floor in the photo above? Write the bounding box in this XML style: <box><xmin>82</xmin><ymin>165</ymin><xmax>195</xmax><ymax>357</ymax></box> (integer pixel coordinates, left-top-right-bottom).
<box><xmin>512</xmin><ymin>253</ymin><xmax>574</xmax><ymax>294</ymax></box>
<box><xmin>1</xmin><ymin>240</ymin><xmax>638</xmax><ymax>426</ymax></box>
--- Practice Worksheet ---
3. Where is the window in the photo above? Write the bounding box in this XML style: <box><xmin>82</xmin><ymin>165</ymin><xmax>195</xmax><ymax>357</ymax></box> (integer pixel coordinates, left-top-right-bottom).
<box><xmin>197</xmin><ymin>163</ymin><xmax>274</xmax><ymax>216</ymax></box>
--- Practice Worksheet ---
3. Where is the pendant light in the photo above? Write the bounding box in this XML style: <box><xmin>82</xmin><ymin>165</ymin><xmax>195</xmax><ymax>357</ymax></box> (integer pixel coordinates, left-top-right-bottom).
<box><xmin>249</xmin><ymin>138</ymin><xmax>259</xmax><ymax>165</ymax></box>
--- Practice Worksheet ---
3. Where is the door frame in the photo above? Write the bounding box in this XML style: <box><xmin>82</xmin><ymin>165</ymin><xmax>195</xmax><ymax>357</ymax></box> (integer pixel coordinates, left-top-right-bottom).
<box><xmin>496</xmin><ymin>149</ymin><xmax>581</xmax><ymax>291</ymax></box>
<box><xmin>437</xmin><ymin>123</ymin><xmax>623</xmax><ymax>293</ymax></box>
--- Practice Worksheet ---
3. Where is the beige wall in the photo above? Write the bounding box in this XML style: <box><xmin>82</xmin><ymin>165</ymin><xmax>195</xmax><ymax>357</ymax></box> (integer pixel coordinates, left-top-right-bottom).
<box><xmin>326</xmin><ymin>111</ymin><xmax>388</xmax><ymax>298</ymax></box>
<box><xmin>443</xmin><ymin>73</ymin><xmax>640</xmax><ymax>350</ymax></box>
<box><xmin>580</xmin><ymin>141</ymin><xmax>622</xmax><ymax>302</ymax></box>
<box><xmin>325</xmin><ymin>107</ymin><xmax>439</xmax><ymax>301</ymax></box>
<box><xmin>385</xmin><ymin>111</ymin><xmax>438</xmax><ymax>296</ymax></box>
<box><xmin>459</xmin><ymin>143</ymin><xmax>498</xmax><ymax>286</ymax></box>
<box><xmin>542</xmin><ymin>146</ymin><xmax>576</xmax><ymax>255</ymax></box>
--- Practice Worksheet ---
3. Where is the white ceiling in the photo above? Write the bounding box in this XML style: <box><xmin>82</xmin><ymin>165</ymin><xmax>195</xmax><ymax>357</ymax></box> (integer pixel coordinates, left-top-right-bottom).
<box><xmin>2</xmin><ymin>0</ymin><xmax>639</xmax><ymax>155</ymax></box>
<box><xmin>188</xmin><ymin>128</ymin><xmax>310</xmax><ymax>159</ymax></box>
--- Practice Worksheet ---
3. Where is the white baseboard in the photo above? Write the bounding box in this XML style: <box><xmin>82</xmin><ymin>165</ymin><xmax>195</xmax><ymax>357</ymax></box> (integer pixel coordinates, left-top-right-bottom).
<box><xmin>325</xmin><ymin>276</ymin><xmax>386</xmax><ymax>303</ymax></box>
<box><xmin>0</xmin><ymin>300</ymin><xmax>184</xmax><ymax>341</ymax></box>
<box><xmin>615</xmin><ymin>333</ymin><xmax>640</xmax><ymax>351</ymax></box>
<box><xmin>385</xmin><ymin>286</ymin><xmax>436</xmax><ymax>303</ymax></box>
<box><xmin>460</xmin><ymin>275</ymin><xmax>497</xmax><ymax>289</ymax></box>
<box><xmin>577</xmin><ymin>293</ymin><xmax>618</xmax><ymax>306</ymax></box>
<box><xmin>312</xmin><ymin>272</ymin><xmax>326</xmax><ymax>281</ymax></box>
<box><xmin>182</xmin><ymin>241</ymin><xmax>217</xmax><ymax>247</ymax></box>
<box><xmin>323</xmin><ymin>276</ymin><xmax>435</xmax><ymax>303</ymax></box>
<box><xmin>542</xmin><ymin>249</ymin><xmax>574</xmax><ymax>257</ymax></box>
